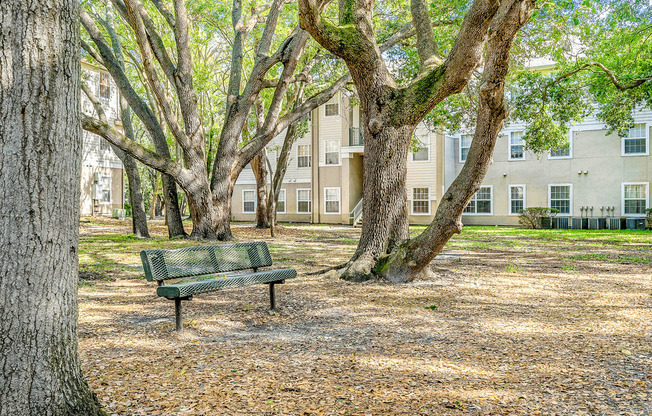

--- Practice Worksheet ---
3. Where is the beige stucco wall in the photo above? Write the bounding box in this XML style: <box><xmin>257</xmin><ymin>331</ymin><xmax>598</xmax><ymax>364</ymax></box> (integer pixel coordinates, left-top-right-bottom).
<box><xmin>450</xmin><ymin>124</ymin><xmax>652</xmax><ymax>226</ymax></box>
<box><xmin>80</xmin><ymin>166</ymin><xmax>124</xmax><ymax>216</ymax></box>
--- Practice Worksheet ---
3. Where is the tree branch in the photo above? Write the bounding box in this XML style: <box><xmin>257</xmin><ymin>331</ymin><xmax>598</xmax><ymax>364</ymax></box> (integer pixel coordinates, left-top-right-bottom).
<box><xmin>411</xmin><ymin>0</ymin><xmax>440</xmax><ymax>69</ymax></box>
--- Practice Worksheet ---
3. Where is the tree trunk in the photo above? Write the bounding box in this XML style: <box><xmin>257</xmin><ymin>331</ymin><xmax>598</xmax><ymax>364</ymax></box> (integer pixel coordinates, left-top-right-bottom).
<box><xmin>0</xmin><ymin>1</ymin><xmax>103</xmax><ymax>414</ymax></box>
<box><xmin>267</xmin><ymin>120</ymin><xmax>300</xmax><ymax>236</ymax></box>
<box><xmin>115</xmin><ymin>147</ymin><xmax>150</xmax><ymax>237</ymax></box>
<box><xmin>252</xmin><ymin>149</ymin><xmax>270</xmax><ymax>228</ymax></box>
<box><xmin>340</xmin><ymin>121</ymin><xmax>413</xmax><ymax>282</ymax></box>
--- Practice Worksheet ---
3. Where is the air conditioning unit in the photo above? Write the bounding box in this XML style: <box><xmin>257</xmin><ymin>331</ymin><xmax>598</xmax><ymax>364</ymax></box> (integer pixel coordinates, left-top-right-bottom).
<box><xmin>112</xmin><ymin>208</ymin><xmax>126</xmax><ymax>219</ymax></box>
<box><xmin>93</xmin><ymin>172</ymin><xmax>102</xmax><ymax>183</ymax></box>
<box><xmin>588</xmin><ymin>218</ymin><xmax>606</xmax><ymax>230</ymax></box>
<box><xmin>571</xmin><ymin>218</ymin><xmax>588</xmax><ymax>230</ymax></box>
<box><xmin>552</xmin><ymin>217</ymin><xmax>570</xmax><ymax>229</ymax></box>
<box><xmin>606</xmin><ymin>218</ymin><xmax>626</xmax><ymax>230</ymax></box>
<box><xmin>91</xmin><ymin>184</ymin><xmax>103</xmax><ymax>200</ymax></box>
<box><xmin>626</xmin><ymin>218</ymin><xmax>646</xmax><ymax>231</ymax></box>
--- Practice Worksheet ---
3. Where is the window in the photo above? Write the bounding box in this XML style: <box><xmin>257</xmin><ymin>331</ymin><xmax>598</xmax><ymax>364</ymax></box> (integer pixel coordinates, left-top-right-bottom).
<box><xmin>460</xmin><ymin>134</ymin><xmax>472</xmax><ymax>162</ymax></box>
<box><xmin>100</xmin><ymin>173</ymin><xmax>112</xmax><ymax>204</ymax></box>
<box><xmin>548</xmin><ymin>184</ymin><xmax>572</xmax><ymax>215</ymax></box>
<box><xmin>622</xmin><ymin>123</ymin><xmax>648</xmax><ymax>156</ymax></box>
<box><xmin>297</xmin><ymin>144</ymin><xmax>311</xmax><ymax>168</ymax></box>
<box><xmin>324</xmin><ymin>139</ymin><xmax>340</xmax><ymax>165</ymax></box>
<box><xmin>325</xmin><ymin>103</ymin><xmax>339</xmax><ymax>117</ymax></box>
<box><xmin>412</xmin><ymin>135</ymin><xmax>430</xmax><ymax>161</ymax></box>
<box><xmin>549</xmin><ymin>131</ymin><xmax>572</xmax><ymax>159</ymax></box>
<box><xmin>99</xmin><ymin>71</ymin><xmax>111</xmax><ymax>100</ymax></box>
<box><xmin>509</xmin><ymin>131</ymin><xmax>525</xmax><ymax>160</ymax></box>
<box><xmin>276</xmin><ymin>189</ymin><xmax>286</xmax><ymax>214</ymax></box>
<box><xmin>509</xmin><ymin>185</ymin><xmax>526</xmax><ymax>215</ymax></box>
<box><xmin>324</xmin><ymin>187</ymin><xmax>341</xmax><ymax>214</ymax></box>
<box><xmin>297</xmin><ymin>189</ymin><xmax>311</xmax><ymax>213</ymax></box>
<box><xmin>99</xmin><ymin>136</ymin><xmax>110</xmax><ymax>152</ymax></box>
<box><xmin>242</xmin><ymin>190</ymin><xmax>256</xmax><ymax>213</ymax></box>
<box><xmin>622</xmin><ymin>183</ymin><xmax>648</xmax><ymax>216</ymax></box>
<box><xmin>464</xmin><ymin>186</ymin><xmax>492</xmax><ymax>215</ymax></box>
<box><xmin>411</xmin><ymin>187</ymin><xmax>430</xmax><ymax>215</ymax></box>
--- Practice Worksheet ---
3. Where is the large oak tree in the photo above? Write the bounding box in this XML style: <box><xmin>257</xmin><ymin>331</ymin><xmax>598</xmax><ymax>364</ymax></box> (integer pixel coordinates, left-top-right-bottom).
<box><xmin>299</xmin><ymin>0</ymin><xmax>539</xmax><ymax>282</ymax></box>
<box><xmin>0</xmin><ymin>0</ymin><xmax>103</xmax><ymax>413</ymax></box>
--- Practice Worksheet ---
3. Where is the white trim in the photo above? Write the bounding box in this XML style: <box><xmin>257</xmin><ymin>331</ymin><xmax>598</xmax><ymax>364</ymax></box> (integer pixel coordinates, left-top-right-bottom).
<box><xmin>296</xmin><ymin>188</ymin><xmax>312</xmax><ymax>214</ymax></box>
<box><xmin>463</xmin><ymin>185</ymin><xmax>494</xmax><ymax>216</ymax></box>
<box><xmin>322</xmin><ymin>138</ymin><xmax>341</xmax><ymax>166</ymax></box>
<box><xmin>242</xmin><ymin>189</ymin><xmax>256</xmax><ymax>214</ymax></box>
<box><xmin>508</xmin><ymin>131</ymin><xmax>526</xmax><ymax>161</ymax></box>
<box><xmin>276</xmin><ymin>189</ymin><xmax>287</xmax><ymax>214</ymax></box>
<box><xmin>459</xmin><ymin>134</ymin><xmax>472</xmax><ymax>163</ymax></box>
<box><xmin>508</xmin><ymin>184</ymin><xmax>526</xmax><ymax>216</ymax></box>
<box><xmin>297</xmin><ymin>144</ymin><xmax>311</xmax><ymax>168</ymax></box>
<box><xmin>548</xmin><ymin>183</ymin><xmax>573</xmax><ymax>216</ymax></box>
<box><xmin>621</xmin><ymin>122</ymin><xmax>649</xmax><ymax>156</ymax></box>
<box><xmin>621</xmin><ymin>182</ymin><xmax>649</xmax><ymax>217</ymax></box>
<box><xmin>99</xmin><ymin>172</ymin><xmax>112</xmax><ymax>205</ymax></box>
<box><xmin>323</xmin><ymin>187</ymin><xmax>341</xmax><ymax>215</ymax></box>
<box><xmin>411</xmin><ymin>133</ymin><xmax>431</xmax><ymax>162</ymax></box>
<box><xmin>410</xmin><ymin>187</ymin><xmax>431</xmax><ymax>215</ymax></box>
<box><xmin>548</xmin><ymin>129</ymin><xmax>574</xmax><ymax>159</ymax></box>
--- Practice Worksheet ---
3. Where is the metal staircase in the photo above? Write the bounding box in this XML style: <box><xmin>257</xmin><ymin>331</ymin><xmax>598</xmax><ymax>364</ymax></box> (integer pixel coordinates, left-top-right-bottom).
<box><xmin>349</xmin><ymin>198</ymin><xmax>363</xmax><ymax>227</ymax></box>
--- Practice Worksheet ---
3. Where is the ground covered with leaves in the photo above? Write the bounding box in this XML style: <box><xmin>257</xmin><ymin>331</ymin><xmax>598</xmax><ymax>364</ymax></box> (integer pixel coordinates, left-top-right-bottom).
<box><xmin>78</xmin><ymin>218</ymin><xmax>651</xmax><ymax>415</ymax></box>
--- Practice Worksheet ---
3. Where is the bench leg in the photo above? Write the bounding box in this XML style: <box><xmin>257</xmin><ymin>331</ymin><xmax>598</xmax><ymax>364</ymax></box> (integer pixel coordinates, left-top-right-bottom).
<box><xmin>269</xmin><ymin>283</ymin><xmax>276</xmax><ymax>311</ymax></box>
<box><xmin>175</xmin><ymin>298</ymin><xmax>183</xmax><ymax>331</ymax></box>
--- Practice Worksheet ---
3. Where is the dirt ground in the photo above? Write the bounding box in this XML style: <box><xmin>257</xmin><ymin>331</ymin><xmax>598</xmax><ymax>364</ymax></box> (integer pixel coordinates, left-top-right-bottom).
<box><xmin>77</xmin><ymin>218</ymin><xmax>651</xmax><ymax>415</ymax></box>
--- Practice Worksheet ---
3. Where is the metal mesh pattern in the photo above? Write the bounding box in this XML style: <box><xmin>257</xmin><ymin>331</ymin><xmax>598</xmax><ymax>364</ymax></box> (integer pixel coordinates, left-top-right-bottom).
<box><xmin>140</xmin><ymin>242</ymin><xmax>273</xmax><ymax>282</ymax></box>
<box><xmin>156</xmin><ymin>268</ymin><xmax>297</xmax><ymax>299</ymax></box>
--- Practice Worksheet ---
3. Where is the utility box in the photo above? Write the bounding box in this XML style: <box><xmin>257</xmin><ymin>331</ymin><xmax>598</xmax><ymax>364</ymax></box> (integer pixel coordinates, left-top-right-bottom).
<box><xmin>626</xmin><ymin>218</ymin><xmax>647</xmax><ymax>230</ymax></box>
<box><xmin>606</xmin><ymin>218</ymin><xmax>627</xmax><ymax>230</ymax></box>
<box><xmin>588</xmin><ymin>218</ymin><xmax>606</xmax><ymax>230</ymax></box>
<box><xmin>571</xmin><ymin>218</ymin><xmax>588</xmax><ymax>230</ymax></box>
<box><xmin>552</xmin><ymin>217</ymin><xmax>570</xmax><ymax>229</ymax></box>
<box><xmin>112</xmin><ymin>208</ymin><xmax>126</xmax><ymax>219</ymax></box>
<box><xmin>91</xmin><ymin>184</ymin><xmax>103</xmax><ymax>200</ymax></box>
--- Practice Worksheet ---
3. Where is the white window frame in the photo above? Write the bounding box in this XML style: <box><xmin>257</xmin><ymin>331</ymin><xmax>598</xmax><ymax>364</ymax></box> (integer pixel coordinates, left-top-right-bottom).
<box><xmin>463</xmin><ymin>185</ymin><xmax>493</xmax><ymax>216</ymax></box>
<box><xmin>324</xmin><ymin>103</ymin><xmax>339</xmax><ymax>117</ymax></box>
<box><xmin>296</xmin><ymin>188</ymin><xmax>311</xmax><ymax>214</ymax></box>
<box><xmin>621</xmin><ymin>182</ymin><xmax>649</xmax><ymax>217</ymax></box>
<box><xmin>508</xmin><ymin>131</ymin><xmax>526</xmax><ymax>161</ymax></box>
<box><xmin>548</xmin><ymin>130</ymin><xmax>573</xmax><ymax>159</ymax></box>
<box><xmin>411</xmin><ymin>134</ymin><xmax>430</xmax><ymax>162</ymax></box>
<box><xmin>410</xmin><ymin>187</ymin><xmax>431</xmax><ymax>215</ymax></box>
<box><xmin>297</xmin><ymin>144</ymin><xmax>311</xmax><ymax>168</ymax></box>
<box><xmin>99</xmin><ymin>71</ymin><xmax>111</xmax><ymax>100</ymax></box>
<box><xmin>459</xmin><ymin>134</ymin><xmax>472</xmax><ymax>163</ymax></box>
<box><xmin>548</xmin><ymin>184</ymin><xmax>573</xmax><ymax>216</ymax></box>
<box><xmin>323</xmin><ymin>139</ymin><xmax>340</xmax><ymax>166</ymax></box>
<box><xmin>242</xmin><ymin>189</ymin><xmax>256</xmax><ymax>214</ymax></box>
<box><xmin>508</xmin><ymin>185</ymin><xmax>526</xmax><ymax>216</ymax></box>
<box><xmin>276</xmin><ymin>189</ymin><xmax>286</xmax><ymax>214</ymax></box>
<box><xmin>99</xmin><ymin>172</ymin><xmax>112</xmax><ymax>204</ymax></box>
<box><xmin>323</xmin><ymin>187</ymin><xmax>341</xmax><ymax>215</ymax></box>
<box><xmin>621</xmin><ymin>122</ymin><xmax>649</xmax><ymax>156</ymax></box>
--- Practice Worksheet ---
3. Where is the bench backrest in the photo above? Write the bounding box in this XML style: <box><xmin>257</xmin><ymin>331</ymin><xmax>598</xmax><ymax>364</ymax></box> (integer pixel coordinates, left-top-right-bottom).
<box><xmin>140</xmin><ymin>242</ymin><xmax>273</xmax><ymax>282</ymax></box>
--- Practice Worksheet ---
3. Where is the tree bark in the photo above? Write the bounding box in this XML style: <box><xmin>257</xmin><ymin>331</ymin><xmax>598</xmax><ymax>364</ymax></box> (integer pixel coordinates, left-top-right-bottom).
<box><xmin>252</xmin><ymin>149</ymin><xmax>270</xmax><ymax>228</ymax></box>
<box><xmin>0</xmin><ymin>0</ymin><xmax>104</xmax><ymax>414</ymax></box>
<box><xmin>267</xmin><ymin>121</ymin><xmax>300</xmax><ymax>236</ymax></box>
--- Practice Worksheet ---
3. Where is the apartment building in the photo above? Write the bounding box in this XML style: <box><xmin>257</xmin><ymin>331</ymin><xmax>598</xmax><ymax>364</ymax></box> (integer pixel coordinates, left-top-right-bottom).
<box><xmin>233</xmin><ymin>91</ymin><xmax>445</xmax><ymax>225</ymax></box>
<box><xmin>80</xmin><ymin>60</ymin><xmax>125</xmax><ymax>216</ymax></box>
<box><xmin>445</xmin><ymin>111</ymin><xmax>652</xmax><ymax>226</ymax></box>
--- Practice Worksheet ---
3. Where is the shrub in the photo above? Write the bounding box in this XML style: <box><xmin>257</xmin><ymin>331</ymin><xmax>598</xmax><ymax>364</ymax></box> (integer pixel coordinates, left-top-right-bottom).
<box><xmin>518</xmin><ymin>207</ymin><xmax>559</xmax><ymax>229</ymax></box>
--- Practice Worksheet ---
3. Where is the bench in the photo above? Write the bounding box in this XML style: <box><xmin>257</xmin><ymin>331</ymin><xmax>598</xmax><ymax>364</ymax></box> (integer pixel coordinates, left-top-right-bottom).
<box><xmin>140</xmin><ymin>241</ymin><xmax>297</xmax><ymax>331</ymax></box>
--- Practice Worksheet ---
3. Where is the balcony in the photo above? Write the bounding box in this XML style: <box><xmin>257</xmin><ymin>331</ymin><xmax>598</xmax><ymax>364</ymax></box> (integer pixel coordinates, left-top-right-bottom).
<box><xmin>349</xmin><ymin>127</ymin><xmax>363</xmax><ymax>147</ymax></box>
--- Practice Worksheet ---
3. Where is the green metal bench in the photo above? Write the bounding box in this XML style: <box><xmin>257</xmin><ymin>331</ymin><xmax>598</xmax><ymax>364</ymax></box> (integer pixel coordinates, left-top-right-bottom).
<box><xmin>140</xmin><ymin>242</ymin><xmax>296</xmax><ymax>331</ymax></box>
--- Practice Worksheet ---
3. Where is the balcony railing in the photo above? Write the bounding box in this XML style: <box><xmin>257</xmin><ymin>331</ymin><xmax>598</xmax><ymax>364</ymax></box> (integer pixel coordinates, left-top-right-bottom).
<box><xmin>349</xmin><ymin>127</ymin><xmax>363</xmax><ymax>147</ymax></box>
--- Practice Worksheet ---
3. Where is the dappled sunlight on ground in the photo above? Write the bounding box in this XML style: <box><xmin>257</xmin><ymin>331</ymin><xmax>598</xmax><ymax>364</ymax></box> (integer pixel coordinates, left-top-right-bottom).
<box><xmin>77</xmin><ymin>217</ymin><xmax>651</xmax><ymax>415</ymax></box>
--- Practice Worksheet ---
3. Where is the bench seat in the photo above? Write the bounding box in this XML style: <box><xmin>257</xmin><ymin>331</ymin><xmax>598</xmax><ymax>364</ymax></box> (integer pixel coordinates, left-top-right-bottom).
<box><xmin>157</xmin><ymin>268</ymin><xmax>297</xmax><ymax>299</ymax></box>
